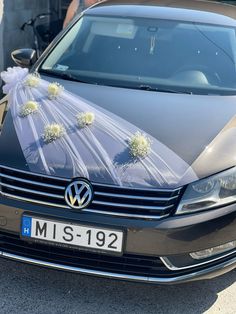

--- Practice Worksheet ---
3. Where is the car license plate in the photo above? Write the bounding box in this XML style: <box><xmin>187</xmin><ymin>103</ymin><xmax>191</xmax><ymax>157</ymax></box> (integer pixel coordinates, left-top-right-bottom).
<box><xmin>21</xmin><ymin>216</ymin><xmax>124</xmax><ymax>253</ymax></box>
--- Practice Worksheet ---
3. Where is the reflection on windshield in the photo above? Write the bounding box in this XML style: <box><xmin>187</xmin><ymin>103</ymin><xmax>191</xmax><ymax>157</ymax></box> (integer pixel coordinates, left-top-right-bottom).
<box><xmin>41</xmin><ymin>15</ymin><xmax>236</xmax><ymax>95</ymax></box>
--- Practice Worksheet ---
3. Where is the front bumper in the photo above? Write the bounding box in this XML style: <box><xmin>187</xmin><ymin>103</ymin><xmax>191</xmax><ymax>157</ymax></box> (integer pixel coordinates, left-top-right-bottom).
<box><xmin>1</xmin><ymin>250</ymin><xmax>236</xmax><ymax>284</ymax></box>
<box><xmin>0</xmin><ymin>195</ymin><xmax>236</xmax><ymax>284</ymax></box>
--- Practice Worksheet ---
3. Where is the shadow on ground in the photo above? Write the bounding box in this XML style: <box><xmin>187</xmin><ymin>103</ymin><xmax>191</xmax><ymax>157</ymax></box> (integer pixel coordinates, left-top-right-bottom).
<box><xmin>0</xmin><ymin>259</ymin><xmax>235</xmax><ymax>314</ymax></box>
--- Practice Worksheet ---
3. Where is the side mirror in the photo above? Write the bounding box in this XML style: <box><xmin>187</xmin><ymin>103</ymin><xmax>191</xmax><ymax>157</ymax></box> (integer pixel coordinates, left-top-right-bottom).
<box><xmin>11</xmin><ymin>49</ymin><xmax>37</xmax><ymax>68</ymax></box>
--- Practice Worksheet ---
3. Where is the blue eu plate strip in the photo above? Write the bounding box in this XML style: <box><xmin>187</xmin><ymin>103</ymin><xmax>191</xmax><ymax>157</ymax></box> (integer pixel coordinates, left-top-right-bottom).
<box><xmin>21</xmin><ymin>216</ymin><xmax>32</xmax><ymax>237</ymax></box>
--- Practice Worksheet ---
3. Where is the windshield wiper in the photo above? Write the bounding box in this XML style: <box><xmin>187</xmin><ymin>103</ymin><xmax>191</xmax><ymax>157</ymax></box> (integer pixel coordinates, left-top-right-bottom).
<box><xmin>39</xmin><ymin>69</ymin><xmax>93</xmax><ymax>84</ymax></box>
<box><xmin>37</xmin><ymin>72</ymin><xmax>193</xmax><ymax>94</ymax></box>
<box><xmin>138</xmin><ymin>85</ymin><xmax>192</xmax><ymax>94</ymax></box>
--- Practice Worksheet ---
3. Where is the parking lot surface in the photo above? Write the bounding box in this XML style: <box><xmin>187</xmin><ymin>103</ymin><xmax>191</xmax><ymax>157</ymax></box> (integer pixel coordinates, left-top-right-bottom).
<box><xmin>0</xmin><ymin>258</ymin><xmax>235</xmax><ymax>314</ymax></box>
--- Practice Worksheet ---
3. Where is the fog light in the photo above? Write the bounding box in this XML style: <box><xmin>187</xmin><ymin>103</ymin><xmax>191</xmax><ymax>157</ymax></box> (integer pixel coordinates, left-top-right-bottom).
<box><xmin>190</xmin><ymin>241</ymin><xmax>236</xmax><ymax>260</ymax></box>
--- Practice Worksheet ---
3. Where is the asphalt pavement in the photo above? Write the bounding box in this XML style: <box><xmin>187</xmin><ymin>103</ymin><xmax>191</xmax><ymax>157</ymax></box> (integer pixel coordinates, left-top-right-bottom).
<box><xmin>0</xmin><ymin>258</ymin><xmax>235</xmax><ymax>314</ymax></box>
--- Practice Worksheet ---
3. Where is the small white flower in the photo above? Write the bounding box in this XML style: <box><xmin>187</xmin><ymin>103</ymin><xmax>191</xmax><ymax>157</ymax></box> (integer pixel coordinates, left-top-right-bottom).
<box><xmin>43</xmin><ymin>123</ymin><xmax>65</xmax><ymax>143</ymax></box>
<box><xmin>76</xmin><ymin>112</ymin><xmax>95</xmax><ymax>128</ymax></box>
<box><xmin>19</xmin><ymin>100</ymin><xmax>39</xmax><ymax>117</ymax></box>
<box><xmin>129</xmin><ymin>132</ymin><xmax>151</xmax><ymax>158</ymax></box>
<box><xmin>48</xmin><ymin>82</ymin><xmax>64</xmax><ymax>99</ymax></box>
<box><xmin>24</xmin><ymin>73</ymin><xmax>40</xmax><ymax>88</ymax></box>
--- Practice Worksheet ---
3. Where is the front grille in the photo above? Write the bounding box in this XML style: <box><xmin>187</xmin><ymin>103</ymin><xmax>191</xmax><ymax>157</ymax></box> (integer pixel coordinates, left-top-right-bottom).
<box><xmin>0</xmin><ymin>165</ymin><xmax>183</xmax><ymax>219</ymax></box>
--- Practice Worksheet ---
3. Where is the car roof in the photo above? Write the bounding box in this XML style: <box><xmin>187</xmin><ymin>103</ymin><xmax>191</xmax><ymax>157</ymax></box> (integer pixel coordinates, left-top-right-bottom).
<box><xmin>86</xmin><ymin>0</ymin><xmax>236</xmax><ymax>27</ymax></box>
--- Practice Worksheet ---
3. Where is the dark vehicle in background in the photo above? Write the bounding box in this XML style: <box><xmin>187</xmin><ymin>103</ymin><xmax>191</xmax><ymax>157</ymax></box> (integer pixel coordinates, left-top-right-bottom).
<box><xmin>20</xmin><ymin>12</ymin><xmax>63</xmax><ymax>58</ymax></box>
<box><xmin>0</xmin><ymin>0</ymin><xmax>236</xmax><ymax>284</ymax></box>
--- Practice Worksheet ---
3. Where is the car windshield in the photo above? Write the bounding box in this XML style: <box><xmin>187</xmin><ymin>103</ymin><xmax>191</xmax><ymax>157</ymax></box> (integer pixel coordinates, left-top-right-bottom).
<box><xmin>40</xmin><ymin>15</ymin><xmax>236</xmax><ymax>95</ymax></box>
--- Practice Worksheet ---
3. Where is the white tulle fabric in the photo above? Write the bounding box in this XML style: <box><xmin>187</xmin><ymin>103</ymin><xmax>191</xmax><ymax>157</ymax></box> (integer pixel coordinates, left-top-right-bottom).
<box><xmin>1</xmin><ymin>67</ymin><xmax>198</xmax><ymax>188</ymax></box>
<box><xmin>1</xmin><ymin>67</ymin><xmax>29</xmax><ymax>94</ymax></box>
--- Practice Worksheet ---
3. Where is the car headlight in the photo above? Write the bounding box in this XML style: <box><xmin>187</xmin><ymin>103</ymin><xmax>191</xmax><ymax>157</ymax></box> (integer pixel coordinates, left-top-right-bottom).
<box><xmin>176</xmin><ymin>167</ymin><xmax>236</xmax><ymax>214</ymax></box>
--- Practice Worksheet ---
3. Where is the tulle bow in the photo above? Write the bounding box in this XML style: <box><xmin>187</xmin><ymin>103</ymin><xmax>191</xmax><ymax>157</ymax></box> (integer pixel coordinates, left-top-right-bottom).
<box><xmin>1</xmin><ymin>66</ymin><xmax>29</xmax><ymax>94</ymax></box>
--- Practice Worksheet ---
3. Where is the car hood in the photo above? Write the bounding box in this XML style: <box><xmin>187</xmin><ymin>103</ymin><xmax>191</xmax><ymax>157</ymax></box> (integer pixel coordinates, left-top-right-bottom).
<box><xmin>1</xmin><ymin>77</ymin><xmax>236</xmax><ymax>188</ymax></box>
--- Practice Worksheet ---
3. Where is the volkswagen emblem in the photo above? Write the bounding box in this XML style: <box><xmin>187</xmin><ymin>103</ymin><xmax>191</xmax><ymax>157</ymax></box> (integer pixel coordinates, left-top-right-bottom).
<box><xmin>65</xmin><ymin>180</ymin><xmax>93</xmax><ymax>210</ymax></box>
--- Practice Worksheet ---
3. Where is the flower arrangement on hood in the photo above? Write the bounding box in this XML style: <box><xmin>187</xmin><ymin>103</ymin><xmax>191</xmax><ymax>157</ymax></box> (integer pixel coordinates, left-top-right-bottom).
<box><xmin>19</xmin><ymin>100</ymin><xmax>39</xmax><ymax>117</ymax></box>
<box><xmin>0</xmin><ymin>66</ymin><xmax>195</xmax><ymax>189</ymax></box>
<box><xmin>48</xmin><ymin>82</ymin><xmax>64</xmax><ymax>99</ymax></box>
<box><xmin>129</xmin><ymin>132</ymin><xmax>151</xmax><ymax>158</ymax></box>
<box><xmin>77</xmin><ymin>112</ymin><xmax>95</xmax><ymax>128</ymax></box>
<box><xmin>24</xmin><ymin>73</ymin><xmax>41</xmax><ymax>88</ymax></box>
<box><xmin>43</xmin><ymin>123</ymin><xmax>65</xmax><ymax>143</ymax></box>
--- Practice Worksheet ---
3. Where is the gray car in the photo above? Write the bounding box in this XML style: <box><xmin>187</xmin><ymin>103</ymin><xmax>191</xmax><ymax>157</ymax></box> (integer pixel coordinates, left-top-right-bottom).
<box><xmin>0</xmin><ymin>0</ymin><xmax>236</xmax><ymax>284</ymax></box>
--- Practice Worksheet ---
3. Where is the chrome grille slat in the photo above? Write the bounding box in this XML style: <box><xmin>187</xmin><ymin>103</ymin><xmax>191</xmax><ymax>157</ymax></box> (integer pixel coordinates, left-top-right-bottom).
<box><xmin>0</xmin><ymin>165</ymin><xmax>70</xmax><ymax>182</ymax></box>
<box><xmin>0</xmin><ymin>192</ymin><xmax>69</xmax><ymax>209</ymax></box>
<box><xmin>93</xmin><ymin>181</ymin><xmax>181</xmax><ymax>193</ymax></box>
<box><xmin>93</xmin><ymin>200</ymin><xmax>173</xmax><ymax>210</ymax></box>
<box><xmin>0</xmin><ymin>165</ymin><xmax>183</xmax><ymax>219</ymax></box>
<box><xmin>94</xmin><ymin>191</ymin><xmax>178</xmax><ymax>201</ymax></box>
<box><xmin>0</xmin><ymin>173</ymin><xmax>65</xmax><ymax>190</ymax></box>
<box><xmin>0</xmin><ymin>183</ymin><xmax>65</xmax><ymax>199</ymax></box>
<box><xmin>0</xmin><ymin>192</ymin><xmax>169</xmax><ymax>219</ymax></box>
